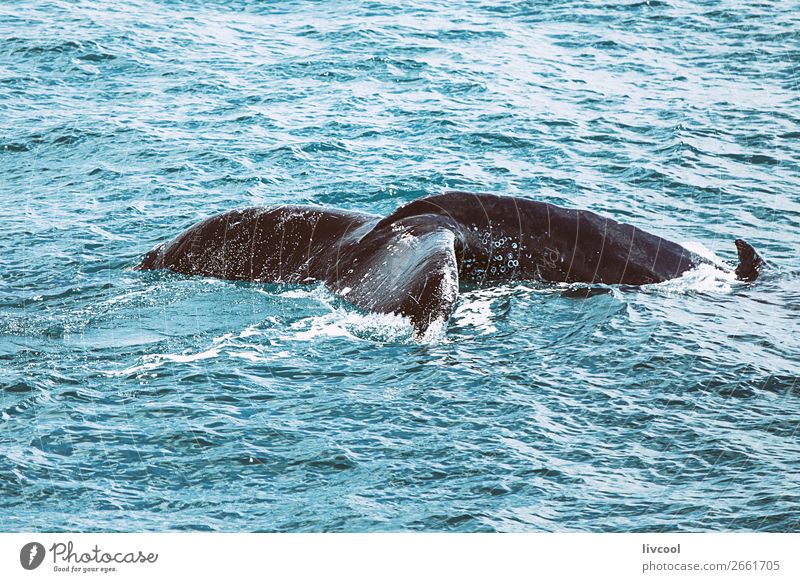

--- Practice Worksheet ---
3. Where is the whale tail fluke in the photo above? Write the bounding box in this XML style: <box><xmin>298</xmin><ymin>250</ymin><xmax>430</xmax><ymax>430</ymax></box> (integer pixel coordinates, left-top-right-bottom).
<box><xmin>330</xmin><ymin>217</ymin><xmax>461</xmax><ymax>338</ymax></box>
<box><xmin>734</xmin><ymin>239</ymin><xmax>765</xmax><ymax>282</ymax></box>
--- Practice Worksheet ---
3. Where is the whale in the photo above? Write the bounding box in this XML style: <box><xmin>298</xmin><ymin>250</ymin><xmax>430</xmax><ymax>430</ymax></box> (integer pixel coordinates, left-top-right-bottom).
<box><xmin>137</xmin><ymin>191</ymin><xmax>765</xmax><ymax>335</ymax></box>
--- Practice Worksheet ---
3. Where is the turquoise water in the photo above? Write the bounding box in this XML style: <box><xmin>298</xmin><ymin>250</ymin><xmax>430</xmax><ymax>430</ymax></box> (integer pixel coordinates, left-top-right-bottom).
<box><xmin>1</xmin><ymin>0</ymin><xmax>799</xmax><ymax>532</ymax></box>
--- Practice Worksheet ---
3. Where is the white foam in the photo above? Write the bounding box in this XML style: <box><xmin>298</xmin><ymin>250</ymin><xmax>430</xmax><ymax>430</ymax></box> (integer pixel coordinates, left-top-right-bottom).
<box><xmin>275</xmin><ymin>288</ymin><xmax>316</xmax><ymax>299</ymax></box>
<box><xmin>452</xmin><ymin>296</ymin><xmax>498</xmax><ymax>334</ymax></box>
<box><xmin>110</xmin><ymin>345</ymin><xmax>222</xmax><ymax>376</ymax></box>
<box><xmin>451</xmin><ymin>285</ymin><xmax>532</xmax><ymax>334</ymax></box>
<box><xmin>680</xmin><ymin>240</ymin><xmax>728</xmax><ymax>269</ymax></box>
<box><xmin>417</xmin><ymin>316</ymin><xmax>449</xmax><ymax>344</ymax></box>
<box><xmin>289</xmin><ymin>309</ymin><xmax>417</xmax><ymax>343</ymax></box>
<box><xmin>106</xmin><ymin>324</ymin><xmax>276</xmax><ymax>376</ymax></box>
<box><xmin>650</xmin><ymin>262</ymin><xmax>736</xmax><ymax>294</ymax></box>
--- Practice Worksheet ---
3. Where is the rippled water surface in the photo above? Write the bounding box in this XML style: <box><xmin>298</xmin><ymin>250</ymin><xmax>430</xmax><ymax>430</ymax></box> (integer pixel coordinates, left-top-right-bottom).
<box><xmin>1</xmin><ymin>0</ymin><xmax>799</xmax><ymax>532</ymax></box>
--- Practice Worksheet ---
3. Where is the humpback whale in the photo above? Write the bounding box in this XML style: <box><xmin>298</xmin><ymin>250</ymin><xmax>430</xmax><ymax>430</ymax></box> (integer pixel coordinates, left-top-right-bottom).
<box><xmin>137</xmin><ymin>191</ymin><xmax>764</xmax><ymax>335</ymax></box>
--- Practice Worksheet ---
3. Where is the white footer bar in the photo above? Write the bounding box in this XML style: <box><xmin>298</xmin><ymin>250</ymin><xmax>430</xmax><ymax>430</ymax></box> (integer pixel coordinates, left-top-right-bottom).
<box><xmin>1</xmin><ymin>533</ymin><xmax>797</xmax><ymax>581</ymax></box>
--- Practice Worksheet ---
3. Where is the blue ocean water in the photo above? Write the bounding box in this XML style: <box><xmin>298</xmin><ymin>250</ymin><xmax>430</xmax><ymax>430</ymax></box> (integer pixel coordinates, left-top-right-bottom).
<box><xmin>1</xmin><ymin>0</ymin><xmax>799</xmax><ymax>532</ymax></box>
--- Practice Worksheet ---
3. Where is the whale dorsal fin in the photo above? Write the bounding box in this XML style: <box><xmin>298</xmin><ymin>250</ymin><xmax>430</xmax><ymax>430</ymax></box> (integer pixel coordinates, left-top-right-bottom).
<box><xmin>329</xmin><ymin>215</ymin><xmax>460</xmax><ymax>337</ymax></box>
<box><xmin>734</xmin><ymin>239</ymin><xmax>765</xmax><ymax>282</ymax></box>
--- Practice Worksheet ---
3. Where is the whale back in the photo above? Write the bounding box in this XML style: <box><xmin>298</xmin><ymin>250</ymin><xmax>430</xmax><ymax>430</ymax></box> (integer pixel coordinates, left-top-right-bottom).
<box><xmin>383</xmin><ymin>191</ymin><xmax>701</xmax><ymax>285</ymax></box>
<box><xmin>137</xmin><ymin>205</ymin><xmax>378</xmax><ymax>283</ymax></box>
